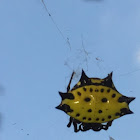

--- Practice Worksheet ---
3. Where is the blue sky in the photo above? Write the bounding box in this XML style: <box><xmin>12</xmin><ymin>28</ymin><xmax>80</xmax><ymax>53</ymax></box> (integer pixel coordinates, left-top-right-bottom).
<box><xmin>0</xmin><ymin>0</ymin><xmax>140</xmax><ymax>139</ymax></box>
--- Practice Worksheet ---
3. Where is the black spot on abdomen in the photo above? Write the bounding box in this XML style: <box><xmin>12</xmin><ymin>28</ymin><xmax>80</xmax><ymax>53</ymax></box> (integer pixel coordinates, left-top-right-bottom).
<box><xmin>83</xmin><ymin>87</ymin><xmax>86</xmax><ymax>91</ymax></box>
<box><xmin>84</xmin><ymin>97</ymin><xmax>91</xmax><ymax>102</ymax></box>
<box><xmin>96</xmin><ymin>118</ymin><xmax>99</xmax><ymax>121</ymax></box>
<box><xmin>107</xmin><ymin>89</ymin><xmax>110</xmax><ymax>93</ymax></box>
<box><xmin>112</xmin><ymin>93</ymin><xmax>116</xmax><ymax>98</ymax></box>
<box><xmin>102</xmin><ymin>118</ymin><xmax>105</xmax><ymax>121</ymax></box>
<box><xmin>101</xmin><ymin>98</ymin><xmax>108</xmax><ymax>102</ymax></box>
<box><xmin>90</xmin><ymin>88</ymin><xmax>93</xmax><ymax>92</ymax></box>
<box><xmin>118</xmin><ymin>96</ymin><xmax>125</xmax><ymax>103</ymax></box>
<box><xmin>83</xmin><ymin>117</ymin><xmax>86</xmax><ymax>120</ymax></box>
<box><xmin>88</xmin><ymin>109</ymin><xmax>92</xmax><ymax>112</ymax></box>
<box><xmin>76</xmin><ymin>113</ymin><xmax>80</xmax><ymax>117</ymax></box>
<box><xmin>77</xmin><ymin>92</ymin><xmax>81</xmax><ymax>96</ymax></box>
<box><xmin>98</xmin><ymin>110</ymin><xmax>102</xmax><ymax>113</ymax></box>
<box><xmin>88</xmin><ymin>118</ymin><xmax>91</xmax><ymax>121</ymax></box>
<box><xmin>95</xmin><ymin>89</ymin><xmax>99</xmax><ymax>92</ymax></box>
<box><xmin>100</xmin><ymin>89</ymin><xmax>104</xmax><ymax>92</ymax></box>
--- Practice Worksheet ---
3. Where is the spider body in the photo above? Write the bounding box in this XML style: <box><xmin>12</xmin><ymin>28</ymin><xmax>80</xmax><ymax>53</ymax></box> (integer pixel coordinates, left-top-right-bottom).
<box><xmin>56</xmin><ymin>70</ymin><xmax>135</xmax><ymax>132</ymax></box>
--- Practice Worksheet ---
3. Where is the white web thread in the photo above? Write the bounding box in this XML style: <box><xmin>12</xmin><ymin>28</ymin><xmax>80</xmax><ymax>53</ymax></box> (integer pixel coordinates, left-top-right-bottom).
<box><xmin>41</xmin><ymin>0</ymin><xmax>71</xmax><ymax>49</ymax></box>
<box><xmin>118</xmin><ymin>68</ymin><xmax>140</xmax><ymax>77</ymax></box>
<box><xmin>81</xmin><ymin>35</ymin><xmax>91</xmax><ymax>71</ymax></box>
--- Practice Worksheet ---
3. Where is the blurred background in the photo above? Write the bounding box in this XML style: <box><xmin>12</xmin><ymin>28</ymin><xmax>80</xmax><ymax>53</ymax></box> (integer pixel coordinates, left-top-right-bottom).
<box><xmin>0</xmin><ymin>0</ymin><xmax>139</xmax><ymax>139</ymax></box>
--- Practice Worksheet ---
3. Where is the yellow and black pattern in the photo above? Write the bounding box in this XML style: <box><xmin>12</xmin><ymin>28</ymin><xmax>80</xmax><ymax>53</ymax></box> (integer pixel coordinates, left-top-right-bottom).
<box><xmin>56</xmin><ymin>70</ymin><xmax>135</xmax><ymax>132</ymax></box>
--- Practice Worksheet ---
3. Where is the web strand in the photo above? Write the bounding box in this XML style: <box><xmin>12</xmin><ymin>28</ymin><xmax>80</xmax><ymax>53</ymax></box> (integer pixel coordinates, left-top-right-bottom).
<box><xmin>41</xmin><ymin>0</ymin><xmax>71</xmax><ymax>49</ymax></box>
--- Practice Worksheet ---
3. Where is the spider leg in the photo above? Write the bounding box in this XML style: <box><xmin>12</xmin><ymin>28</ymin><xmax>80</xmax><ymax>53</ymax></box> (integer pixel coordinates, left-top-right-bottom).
<box><xmin>73</xmin><ymin>120</ymin><xmax>80</xmax><ymax>132</ymax></box>
<box><xmin>79</xmin><ymin>123</ymin><xmax>91</xmax><ymax>132</ymax></box>
<box><xmin>102</xmin><ymin>120</ymin><xmax>113</xmax><ymax>130</ymax></box>
<box><xmin>107</xmin><ymin>120</ymin><xmax>113</xmax><ymax>127</ymax></box>
<box><xmin>92</xmin><ymin>124</ymin><xmax>102</xmax><ymax>131</ymax></box>
<box><xmin>67</xmin><ymin>117</ymin><xmax>81</xmax><ymax>132</ymax></box>
<box><xmin>67</xmin><ymin>72</ymin><xmax>75</xmax><ymax>92</ymax></box>
<box><xmin>67</xmin><ymin>117</ymin><xmax>73</xmax><ymax>128</ymax></box>
<box><xmin>79</xmin><ymin>124</ymin><xmax>83</xmax><ymax>130</ymax></box>
<box><xmin>93</xmin><ymin>127</ymin><xmax>102</xmax><ymax>131</ymax></box>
